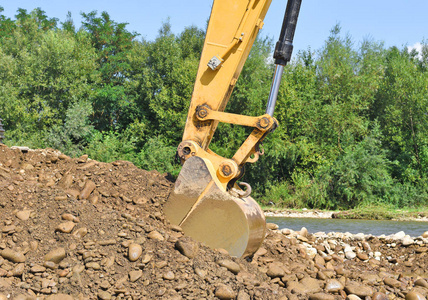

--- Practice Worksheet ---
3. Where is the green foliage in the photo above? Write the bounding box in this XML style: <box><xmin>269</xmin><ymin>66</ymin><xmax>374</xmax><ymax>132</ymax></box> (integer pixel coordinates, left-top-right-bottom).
<box><xmin>1</xmin><ymin>9</ymin><xmax>427</xmax><ymax>210</ymax></box>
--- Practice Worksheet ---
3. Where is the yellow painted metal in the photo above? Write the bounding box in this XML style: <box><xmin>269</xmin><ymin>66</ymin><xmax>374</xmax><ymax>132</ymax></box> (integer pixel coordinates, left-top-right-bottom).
<box><xmin>165</xmin><ymin>0</ymin><xmax>274</xmax><ymax>258</ymax></box>
<box><xmin>182</xmin><ymin>0</ymin><xmax>272</xmax><ymax>150</ymax></box>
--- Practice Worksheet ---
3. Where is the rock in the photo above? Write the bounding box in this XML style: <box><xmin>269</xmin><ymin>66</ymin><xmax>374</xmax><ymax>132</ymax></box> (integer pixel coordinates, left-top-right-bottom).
<box><xmin>12</xmin><ymin>263</ymin><xmax>25</xmax><ymax>276</ymax></box>
<box><xmin>266</xmin><ymin>223</ymin><xmax>279</xmax><ymax>230</ymax></box>
<box><xmin>372</xmin><ymin>292</ymin><xmax>389</xmax><ymax>300</ymax></box>
<box><xmin>129</xmin><ymin>270</ymin><xmax>142</xmax><ymax>282</ymax></box>
<box><xmin>237</xmin><ymin>290</ymin><xmax>250</xmax><ymax>300</ymax></box>
<box><xmin>406</xmin><ymin>291</ymin><xmax>426</xmax><ymax>300</ymax></box>
<box><xmin>46</xmin><ymin>295</ymin><xmax>74</xmax><ymax>300</ymax></box>
<box><xmin>266</xmin><ymin>263</ymin><xmax>285</xmax><ymax>278</ymax></box>
<box><xmin>393</xmin><ymin>231</ymin><xmax>406</xmax><ymax>239</ymax></box>
<box><xmin>163</xmin><ymin>270</ymin><xmax>175</xmax><ymax>280</ymax></box>
<box><xmin>218</xmin><ymin>259</ymin><xmax>241</xmax><ymax>274</ymax></box>
<box><xmin>215</xmin><ymin>284</ymin><xmax>236</xmax><ymax>300</ymax></box>
<box><xmin>356</xmin><ymin>252</ymin><xmax>369</xmax><ymax>260</ymax></box>
<box><xmin>44</xmin><ymin>247</ymin><xmax>66</xmax><ymax>264</ymax></box>
<box><xmin>345</xmin><ymin>284</ymin><xmax>373</xmax><ymax>298</ymax></box>
<box><xmin>86</xmin><ymin>262</ymin><xmax>101</xmax><ymax>270</ymax></box>
<box><xmin>384</xmin><ymin>277</ymin><xmax>401</xmax><ymax>288</ymax></box>
<box><xmin>147</xmin><ymin>231</ymin><xmax>164</xmax><ymax>241</ymax></box>
<box><xmin>98</xmin><ymin>290</ymin><xmax>112</xmax><ymax>300</ymax></box>
<box><xmin>346</xmin><ymin>296</ymin><xmax>362</xmax><ymax>300</ymax></box>
<box><xmin>309</xmin><ymin>293</ymin><xmax>335</xmax><ymax>300</ymax></box>
<box><xmin>325</xmin><ymin>279</ymin><xmax>344</xmax><ymax>293</ymax></box>
<box><xmin>175</xmin><ymin>237</ymin><xmax>199</xmax><ymax>259</ymax></box>
<box><xmin>80</xmin><ymin>180</ymin><xmax>96</xmax><ymax>199</ymax></box>
<box><xmin>1</xmin><ymin>248</ymin><xmax>26</xmax><ymax>263</ymax></box>
<box><xmin>422</xmin><ymin>231</ymin><xmax>428</xmax><ymax>238</ymax></box>
<box><xmin>402</xmin><ymin>235</ymin><xmax>414</xmax><ymax>246</ymax></box>
<box><xmin>56</xmin><ymin>221</ymin><xmax>76</xmax><ymax>233</ymax></box>
<box><xmin>30</xmin><ymin>264</ymin><xmax>46</xmax><ymax>273</ymax></box>
<box><xmin>16</xmin><ymin>210</ymin><xmax>32</xmax><ymax>221</ymax></box>
<box><xmin>300</xmin><ymin>277</ymin><xmax>322</xmax><ymax>293</ymax></box>
<box><xmin>345</xmin><ymin>249</ymin><xmax>356</xmax><ymax>260</ymax></box>
<box><xmin>415</xmin><ymin>278</ymin><xmax>428</xmax><ymax>288</ymax></box>
<box><xmin>128</xmin><ymin>243</ymin><xmax>143</xmax><ymax>262</ymax></box>
<box><xmin>300</xmin><ymin>227</ymin><xmax>308</xmax><ymax>237</ymax></box>
<box><xmin>73</xmin><ymin>227</ymin><xmax>88</xmax><ymax>238</ymax></box>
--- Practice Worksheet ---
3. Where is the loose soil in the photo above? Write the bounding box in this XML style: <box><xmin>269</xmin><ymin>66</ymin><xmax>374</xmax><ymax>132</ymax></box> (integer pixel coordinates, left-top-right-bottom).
<box><xmin>0</xmin><ymin>145</ymin><xmax>427</xmax><ymax>300</ymax></box>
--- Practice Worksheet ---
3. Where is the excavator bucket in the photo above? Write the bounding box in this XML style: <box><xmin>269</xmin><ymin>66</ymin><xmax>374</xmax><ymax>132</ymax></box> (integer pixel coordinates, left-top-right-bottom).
<box><xmin>164</xmin><ymin>156</ymin><xmax>266</xmax><ymax>258</ymax></box>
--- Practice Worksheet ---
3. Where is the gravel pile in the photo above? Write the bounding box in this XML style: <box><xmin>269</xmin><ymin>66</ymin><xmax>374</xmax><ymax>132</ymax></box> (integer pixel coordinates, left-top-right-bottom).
<box><xmin>0</xmin><ymin>145</ymin><xmax>427</xmax><ymax>299</ymax></box>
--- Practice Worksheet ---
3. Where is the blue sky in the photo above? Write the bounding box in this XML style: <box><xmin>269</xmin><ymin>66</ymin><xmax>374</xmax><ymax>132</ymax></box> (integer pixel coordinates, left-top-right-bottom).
<box><xmin>1</xmin><ymin>0</ymin><xmax>427</xmax><ymax>53</ymax></box>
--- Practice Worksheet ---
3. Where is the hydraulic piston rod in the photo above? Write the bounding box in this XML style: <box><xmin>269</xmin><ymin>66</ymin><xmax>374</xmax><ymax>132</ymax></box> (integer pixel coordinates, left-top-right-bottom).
<box><xmin>265</xmin><ymin>0</ymin><xmax>302</xmax><ymax>116</ymax></box>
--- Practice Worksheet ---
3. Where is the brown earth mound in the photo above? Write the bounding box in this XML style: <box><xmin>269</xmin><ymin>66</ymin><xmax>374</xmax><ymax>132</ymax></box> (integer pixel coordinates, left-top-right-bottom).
<box><xmin>0</xmin><ymin>145</ymin><xmax>427</xmax><ymax>300</ymax></box>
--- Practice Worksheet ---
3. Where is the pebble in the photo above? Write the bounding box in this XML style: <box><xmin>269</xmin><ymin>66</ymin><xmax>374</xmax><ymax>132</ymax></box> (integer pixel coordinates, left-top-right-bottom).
<box><xmin>15</xmin><ymin>210</ymin><xmax>32</xmax><ymax>221</ymax></box>
<box><xmin>1</xmin><ymin>248</ymin><xmax>26</xmax><ymax>263</ymax></box>
<box><xmin>56</xmin><ymin>221</ymin><xmax>76</xmax><ymax>233</ymax></box>
<box><xmin>129</xmin><ymin>270</ymin><xmax>142</xmax><ymax>282</ymax></box>
<box><xmin>73</xmin><ymin>227</ymin><xmax>88</xmax><ymax>239</ymax></box>
<box><xmin>345</xmin><ymin>284</ymin><xmax>373</xmax><ymax>298</ymax></box>
<box><xmin>98</xmin><ymin>290</ymin><xmax>112</xmax><ymax>300</ymax></box>
<box><xmin>346</xmin><ymin>295</ymin><xmax>362</xmax><ymax>300</ymax></box>
<box><xmin>372</xmin><ymin>292</ymin><xmax>389</xmax><ymax>300</ymax></box>
<box><xmin>422</xmin><ymin>231</ymin><xmax>428</xmax><ymax>238</ymax></box>
<box><xmin>175</xmin><ymin>237</ymin><xmax>199</xmax><ymax>259</ymax></box>
<box><xmin>356</xmin><ymin>252</ymin><xmax>369</xmax><ymax>260</ymax></box>
<box><xmin>46</xmin><ymin>294</ymin><xmax>74</xmax><ymax>300</ymax></box>
<box><xmin>80</xmin><ymin>180</ymin><xmax>96</xmax><ymax>199</ymax></box>
<box><xmin>147</xmin><ymin>230</ymin><xmax>164</xmax><ymax>241</ymax></box>
<box><xmin>266</xmin><ymin>223</ymin><xmax>279</xmax><ymax>230</ymax></box>
<box><xmin>325</xmin><ymin>279</ymin><xmax>344</xmax><ymax>293</ymax></box>
<box><xmin>266</xmin><ymin>263</ymin><xmax>285</xmax><ymax>278</ymax></box>
<box><xmin>384</xmin><ymin>277</ymin><xmax>401</xmax><ymax>288</ymax></box>
<box><xmin>309</xmin><ymin>293</ymin><xmax>335</xmax><ymax>300</ymax></box>
<box><xmin>415</xmin><ymin>278</ymin><xmax>428</xmax><ymax>288</ymax></box>
<box><xmin>215</xmin><ymin>284</ymin><xmax>236</xmax><ymax>300</ymax></box>
<box><xmin>128</xmin><ymin>243</ymin><xmax>142</xmax><ymax>262</ymax></box>
<box><xmin>163</xmin><ymin>270</ymin><xmax>175</xmax><ymax>280</ymax></box>
<box><xmin>218</xmin><ymin>259</ymin><xmax>241</xmax><ymax>274</ymax></box>
<box><xmin>12</xmin><ymin>263</ymin><xmax>25</xmax><ymax>276</ymax></box>
<box><xmin>30</xmin><ymin>264</ymin><xmax>46</xmax><ymax>273</ymax></box>
<box><xmin>402</xmin><ymin>235</ymin><xmax>415</xmax><ymax>246</ymax></box>
<box><xmin>405</xmin><ymin>291</ymin><xmax>426</xmax><ymax>300</ymax></box>
<box><xmin>44</xmin><ymin>247</ymin><xmax>66</xmax><ymax>264</ymax></box>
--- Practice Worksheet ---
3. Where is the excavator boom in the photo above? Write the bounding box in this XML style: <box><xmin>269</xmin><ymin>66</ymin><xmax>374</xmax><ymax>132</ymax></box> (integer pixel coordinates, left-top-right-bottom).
<box><xmin>164</xmin><ymin>0</ymin><xmax>302</xmax><ymax>258</ymax></box>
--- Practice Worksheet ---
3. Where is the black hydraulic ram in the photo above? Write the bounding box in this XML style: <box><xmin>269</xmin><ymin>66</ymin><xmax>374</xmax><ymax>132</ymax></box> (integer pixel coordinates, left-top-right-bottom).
<box><xmin>265</xmin><ymin>0</ymin><xmax>302</xmax><ymax>117</ymax></box>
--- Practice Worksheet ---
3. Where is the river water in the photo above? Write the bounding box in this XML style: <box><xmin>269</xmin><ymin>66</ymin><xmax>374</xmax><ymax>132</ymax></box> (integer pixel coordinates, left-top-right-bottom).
<box><xmin>266</xmin><ymin>216</ymin><xmax>428</xmax><ymax>237</ymax></box>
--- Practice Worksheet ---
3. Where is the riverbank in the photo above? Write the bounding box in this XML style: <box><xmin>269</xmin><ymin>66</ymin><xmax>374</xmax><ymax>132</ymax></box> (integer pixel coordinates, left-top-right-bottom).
<box><xmin>264</xmin><ymin>207</ymin><xmax>428</xmax><ymax>222</ymax></box>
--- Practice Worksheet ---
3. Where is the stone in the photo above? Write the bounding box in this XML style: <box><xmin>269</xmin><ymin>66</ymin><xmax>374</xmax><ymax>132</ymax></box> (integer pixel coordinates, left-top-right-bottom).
<box><xmin>80</xmin><ymin>180</ymin><xmax>96</xmax><ymax>199</ymax></box>
<box><xmin>405</xmin><ymin>291</ymin><xmax>426</xmax><ymax>300</ymax></box>
<box><xmin>402</xmin><ymin>235</ymin><xmax>415</xmax><ymax>246</ymax></box>
<box><xmin>218</xmin><ymin>259</ymin><xmax>241</xmax><ymax>274</ymax></box>
<box><xmin>128</xmin><ymin>243</ymin><xmax>143</xmax><ymax>262</ymax></box>
<box><xmin>356</xmin><ymin>252</ymin><xmax>369</xmax><ymax>260</ymax></box>
<box><xmin>415</xmin><ymin>278</ymin><xmax>428</xmax><ymax>288</ymax></box>
<box><xmin>163</xmin><ymin>270</ymin><xmax>175</xmax><ymax>280</ymax></box>
<box><xmin>12</xmin><ymin>263</ymin><xmax>25</xmax><ymax>276</ymax></box>
<box><xmin>422</xmin><ymin>231</ymin><xmax>428</xmax><ymax>238</ymax></box>
<box><xmin>16</xmin><ymin>210</ymin><xmax>32</xmax><ymax>221</ymax></box>
<box><xmin>55</xmin><ymin>221</ymin><xmax>76</xmax><ymax>233</ymax></box>
<box><xmin>147</xmin><ymin>231</ymin><xmax>164</xmax><ymax>241</ymax></box>
<box><xmin>299</xmin><ymin>277</ymin><xmax>322</xmax><ymax>293</ymax></box>
<box><xmin>1</xmin><ymin>248</ymin><xmax>26</xmax><ymax>263</ymax></box>
<box><xmin>175</xmin><ymin>237</ymin><xmax>199</xmax><ymax>259</ymax></box>
<box><xmin>129</xmin><ymin>270</ymin><xmax>142</xmax><ymax>282</ymax></box>
<box><xmin>215</xmin><ymin>284</ymin><xmax>236</xmax><ymax>300</ymax></box>
<box><xmin>309</xmin><ymin>293</ymin><xmax>335</xmax><ymax>300</ymax></box>
<box><xmin>237</xmin><ymin>290</ymin><xmax>251</xmax><ymax>300</ymax></box>
<box><xmin>266</xmin><ymin>263</ymin><xmax>285</xmax><ymax>278</ymax></box>
<box><xmin>346</xmin><ymin>296</ymin><xmax>362</xmax><ymax>300</ymax></box>
<box><xmin>30</xmin><ymin>264</ymin><xmax>46</xmax><ymax>273</ymax></box>
<box><xmin>345</xmin><ymin>284</ymin><xmax>374</xmax><ymax>298</ymax></box>
<box><xmin>98</xmin><ymin>290</ymin><xmax>112</xmax><ymax>300</ymax></box>
<box><xmin>393</xmin><ymin>231</ymin><xmax>406</xmax><ymax>240</ymax></box>
<box><xmin>325</xmin><ymin>279</ymin><xmax>344</xmax><ymax>293</ymax></box>
<box><xmin>44</xmin><ymin>248</ymin><xmax>66</xmax><ymax>264</ymax></box>
<box><xmin>372</xmin><ymin>292</ymin><xmax>389</xmax><ymax>300</ymax></box>
<box><xmin>73</xmin><ymin>227</ymin><xmax>88</xmax><ymax>239</ymax></box>
<box><xmin>345</xmin><ymin>250</ymin><xmax>356</xmax><ymax>260</ymax></box>
<box><xmin>266</xmin><ymin>223</ymin><xmax>279</xmax><ymax>230</ymax></box>
<box><xmin>384</xmin><ymin>277</ymin><xmax>401</xmax><ymax>288</ymax></box>
<box><xmin>46</xmin><ymin>294</ymin><xmax>74</xmax><ymax>300</ymax></box>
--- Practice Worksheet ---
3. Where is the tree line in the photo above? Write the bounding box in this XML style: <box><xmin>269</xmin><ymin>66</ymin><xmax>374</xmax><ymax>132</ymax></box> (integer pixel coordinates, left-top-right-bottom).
<box><xmin>1</xmin><ymin>7</ymin><xmax>427</xmax><ymax>209</ymax></box>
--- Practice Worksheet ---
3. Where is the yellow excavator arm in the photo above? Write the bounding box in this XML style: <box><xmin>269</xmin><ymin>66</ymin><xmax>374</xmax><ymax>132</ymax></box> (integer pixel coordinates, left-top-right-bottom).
<box><xmin>164</xmin><ymin>0</ymin><xmax>302</xmax><ymax>258</ymax></box>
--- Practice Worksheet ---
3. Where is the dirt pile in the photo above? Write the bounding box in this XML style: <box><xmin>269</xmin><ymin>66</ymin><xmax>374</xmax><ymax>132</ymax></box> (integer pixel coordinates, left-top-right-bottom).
<box><xmin>0</xmin><ymin>145</ymin><xmax>427</xmax><ymax>300</ymax></box>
